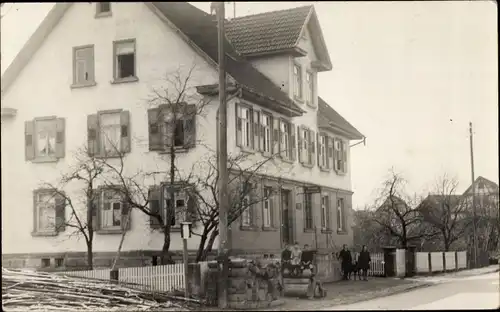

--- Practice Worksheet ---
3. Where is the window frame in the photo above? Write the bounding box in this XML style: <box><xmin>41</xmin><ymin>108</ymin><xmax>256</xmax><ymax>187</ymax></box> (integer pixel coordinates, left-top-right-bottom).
<box><xmin>96</xmin><ymin>2</ymin><xmax>112</xmax><ymax>18</ymax></box>
<box><xmin>262</xmin><ymin>187</ymin><xmax>273</xmax><ymax>228</ymax></box>
<box><xmin>240</xmin><ymin>193</ymin><xmax>252</xmax><ymax>227</ymax></box>
<box><xmin>261</xmin><ymin>112</ymin><xmax>273</xmax><ymax>155</ymax></box>
<box><xmin>303</xmin><ymin>192</ymin><xmax>313</xmax><ymax>231</ymax></box>
<box><xmin>306</xmin><ymin>70</ymin><xmax>315</xmax><ymax>107</ymax></box>
<box><xmin>98</xmin><ymin>110</ymin><xmax>122</xmax><ymax>157</ymax></box>
<box><xmin>320</xmin><ymin>134</ymin><xmax>327</xmax><ymax>168</ymax></box>
<box><xmin>280</xmin><ymin>119</ymin><xmax>292</xmax><ymax>160</ymax></box>
<box><xmin>33</xmin><ymin>189</ymin><xmax>58</xmax><ymax>235</ymax></box>
<box><xmin>321</xmin><ymin>194</ymin><xmax>330</xmax><ymax>230</ymax></box>
<box><xmin>163</xmin><ymin>187</ymin><xmax>189</xmax><ymax>229</ymax></box>
<box><xmin>33</xmin><ymin>117</ymin><xmax>58</xmax><ymax>162</ymax></box>
<box><xmin>72</xmin><ymin>44</ymin><xmax>95</xmax><ymax>88</ymax></box>
<box><xmin>236</xmin><ymin>103</ymin><xmax>255</xmax><ymax>151</ymax></box>
<box><xmin>337</xmin><ymin>197</ymin><xmax>346</xmax><ymax>233</ymax></box>
<box><xmin>293</xmin><ymin>63</ymin><xmax>303</xmax><ymax>100</ymax></box>
<box><xmin>100</xmin><ymin>188</ymin><xmax>124</xmax><ymax>231</ymax></box>
<box><xmin>112</xmin><ymin>39</ymin><xmax>138</xmax><ymax>84</ymax></box>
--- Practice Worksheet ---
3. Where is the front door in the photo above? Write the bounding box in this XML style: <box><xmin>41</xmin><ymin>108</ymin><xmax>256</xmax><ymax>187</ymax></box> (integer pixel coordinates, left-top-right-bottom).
<box><xmin>281</xmin><ymin>189</ymin><xmax>292</xmax><ymax>246</ymax></box>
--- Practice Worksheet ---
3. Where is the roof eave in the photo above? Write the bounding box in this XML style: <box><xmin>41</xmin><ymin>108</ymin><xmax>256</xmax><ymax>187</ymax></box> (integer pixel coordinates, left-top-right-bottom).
<box><xmin>305</xmin><ymin>8</ymin><xmax>333</xmax><ymax>72</ymax></box>
<box><xmin>318</xmin><ymin>123</ymin><xmax>364</xmax><ymax>140</ymax></box>
<box><xmin>244</xmin><ymin>46</ymin><xmax>307</xmax><ymax>59</ymax></box>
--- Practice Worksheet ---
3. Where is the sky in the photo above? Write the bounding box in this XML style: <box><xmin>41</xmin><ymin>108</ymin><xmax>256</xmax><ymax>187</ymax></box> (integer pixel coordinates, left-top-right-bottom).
<box><xmin>1</xmin><ymin>2</ymin><xmax>498</xmax><ymax>209</ymax></box>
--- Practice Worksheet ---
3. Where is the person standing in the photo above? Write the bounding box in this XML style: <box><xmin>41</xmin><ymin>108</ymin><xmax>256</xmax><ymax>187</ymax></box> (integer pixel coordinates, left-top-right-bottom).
<box><xmin>338</xmin><ymin>244</ymin><xmax>352</xmax><ymax>280</ymax></box>
<box><xmin>358</xmin><ymin>245</ymin><xmax>371</xmax><ymax>281</ymax></box>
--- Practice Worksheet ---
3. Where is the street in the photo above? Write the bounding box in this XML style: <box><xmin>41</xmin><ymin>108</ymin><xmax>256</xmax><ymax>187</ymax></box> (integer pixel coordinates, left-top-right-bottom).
<box><xmin>321</xmin><ymin>271</ymin><xmax>499</xmax><ymax>310</ymax></box>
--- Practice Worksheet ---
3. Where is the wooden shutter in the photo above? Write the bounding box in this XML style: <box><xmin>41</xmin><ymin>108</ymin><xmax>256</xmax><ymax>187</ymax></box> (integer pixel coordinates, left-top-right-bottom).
<box><xmin>87</xmin><ymin>114</ymin><xmax>100</xmax><ymax>156</ymax></box>
<box><xmin>279</xmin><ymin>120</ymin><xmax>286</xmax><ymax>158</ymax></box>
<box><xmin>273</xmin><ymin>118</ymin><xmax>280</xmax><ymax>156</ymax></box>
<box><xmin>290</xmin><ymin>123</ymin><xmax>297</xmax><ymax>161</ymax></box>
<box><xmin>310</xmin><ymin>130</ymin><xmax>316</xmax><ymax>166</ymax></box>
<box><xmin>149</xmin><ymin>187</ymin><xmax>162</xmax><ymax>229</ymax></box>
<box><xmin>327</xmin><ymin>136</ymin><xmax>334</xmax><ymax>170</ymax></box>
<box><xmin>235</xmin><ymin>103</ymin><xmax>242</xmax><ymax>147</ymax></box>
<box><xmin>148</xmin><ymin>108</ymin><xmax>165</xmax><ymax>151</ymax></box>
<box><xmin>342</xmin><ymin>141</ymin><xmax>348</xmax><ymax>173</ymax></box>
<box><xmin>334</xmin><ymin>138</ymin><xmax>340</xmax><ymax>172</ymax></box>
<box><xmin>54</xmin><ymin>118</ymin><xmax>66</xmax><ymax>159</ymax></box>
<box><xmin>186</xmin><ymin>191</ymin><xmax>197</xmax><ymax>223</ymax></box>
<box><xmin>259</xmin><ymin>117</ymin><xmax>265</xmax><ymax>153</ymax></box>
<box><xmin>184</xmin><ymin>116</ymin><xmax>196</xmax><ymax>149</ymax></box>
<box><xmin>55</xmin><ymin>193</ymin><xmax>66</xmax><ymax>232</ymax></box>
<box><xmin>91</xmin><ymin>190</ymin><xmax>100</xmax><ymax>231</ymax></box>
<box><xmin>298</xmin><ymin>127</ymin><xmax>303</xmax><ymax>163</ymax></box>
<box><xmin>119</xmin><ymin>110</ymin><xmax>131</xmax><ymax>153</ymax></box>
<box><xmin>317</xmin><ymin>133</ymin><xmax>322</xmax><ymax>168</ymax></box>
<box><xmin>253</xmin><ymin>111</ymin><xmax>260</xmax><ymax>150</ymax></box>
<box><xmin>121</xmin><ymin>196</ymin><xmax>131</xmax><ymax>231</ymax></box>
<box><xmin>25</xmin><ymin>120</ymin><xmax>35</xmax><ymax>161</ymax></box>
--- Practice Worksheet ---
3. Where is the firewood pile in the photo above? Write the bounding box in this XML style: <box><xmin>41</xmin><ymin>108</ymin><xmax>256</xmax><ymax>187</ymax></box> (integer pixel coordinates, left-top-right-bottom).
<box><xmin>2</xmin><ymin>268</ymin><xmax>200</xmax><ymax>311</ymax></box>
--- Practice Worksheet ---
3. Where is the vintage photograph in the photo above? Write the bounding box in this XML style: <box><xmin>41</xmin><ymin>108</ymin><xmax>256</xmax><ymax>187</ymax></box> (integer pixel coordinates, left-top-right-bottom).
<box><xmin>1</xmin><ymin>1</ymin><xmax>498</xmax><ymax>311</ymax></box>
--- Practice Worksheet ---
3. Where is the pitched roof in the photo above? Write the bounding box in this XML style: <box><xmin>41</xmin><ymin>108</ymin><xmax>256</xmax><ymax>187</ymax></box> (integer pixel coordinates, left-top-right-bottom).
<box><xmin>462</xmin><ymin>176</ymin><xmax>499</xmax><ymax>196</ymax></box>
<box><xmin>226</xmin><ymin>6</ymin><xmax>312</xmax><ymax>55</ymax></box>
<box><xmin>318</xmin><ymin>97</ymin><xmax>364</xmax><ymax>140</ymax></box>
<box><xmin>151</xmin><ymin>3</ymin><xmax>306</xmax><ymax>117</ymax></box>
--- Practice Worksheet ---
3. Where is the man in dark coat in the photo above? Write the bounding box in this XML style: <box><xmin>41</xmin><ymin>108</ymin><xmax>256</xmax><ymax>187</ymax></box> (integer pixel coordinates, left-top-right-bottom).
<box><xmin>338</xmin><ymin>244</ymin><xmax>352</xmax><ymax>280</ymax></box>
<box><xmin>358</xmin><ymin>245</ymin><xmax>371</xmax><ymax>281</ymax></box>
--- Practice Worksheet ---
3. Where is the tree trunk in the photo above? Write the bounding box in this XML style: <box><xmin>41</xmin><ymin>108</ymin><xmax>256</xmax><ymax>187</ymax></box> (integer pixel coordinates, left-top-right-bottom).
<box><xmin>196</xmin><ymin>232</ymin><xmax>208</xmax><ymax>262</ymax></box>
<box><xmin>202</xmin><ymin>229</ymin><xmax>219</xmax><ymax>260</ymax></box>
<box><xmin>86</xmin><ymin>242</ymin><xmax>93</xmax><ymax>270</ymax></box>
<box><xmin>161</xmin><ymin>142</ymin><xmax>176</xmax><ymax>263</ymax></box>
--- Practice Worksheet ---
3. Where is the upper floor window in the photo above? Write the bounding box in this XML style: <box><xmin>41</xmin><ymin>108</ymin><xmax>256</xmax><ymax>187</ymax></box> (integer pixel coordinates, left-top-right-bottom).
<box><xmin>113</xmin><ymin>39</ymin><xmax>137</xmax><ymax>82</ymax></box>
<box><xmin>236</xmin><ymin>104</ymin><xmax>253</xmax><ymax>150</ymax></box>
<box><xmin>147</xmin><ymin>104</ymin><xmax>196</xmax><ymax>152</ymax></box>
<box><xmin>25</xmin><ymin>117</ymin><xmax>65</xmax><ymax>162</ymax></box>
<box><xmin>261</xmin><ymin>113</ymin><xmax>272</xmax><ymax>155</ymax></box>
<box><xmin>298</xmin><ymin>127</ymin><xmax>315</xmax><ymax>167</ymax></box>
<box><xmin>72</xmin><ymin>45</ymin><xmax>95</xmax><ymax>87</ymax></box>
<box><xmin>293</xmin><ymin>64</ymin><xmax>303</xmax><ymax>100</ymax></box>
<box><xmin>306</xmin><ymin>71</ymin><xmax>314</xmax><ymax>106</ymax></box>
<box><xmin>318</xmin><ymin>134</ymin><xmax>332</xmax><ymax>170</ymax></box>
<box><xmin>280</xmin><ymin>120</ymin><xmax>291</xmax><ymax>160</ymax></box>
<box><xmin>96</xmin><ymin>3</ymin><xmax>111</xmax><ymax>17</ymax></box>
<box><xmin>87</xmin><ymin>110</ymin><xmax>131</xmax><ymax>157</ymax></box>
<box><xmin>334</xmin><ymin>139</ymin><xmax>348</xmax><ymax>174</ymax></box>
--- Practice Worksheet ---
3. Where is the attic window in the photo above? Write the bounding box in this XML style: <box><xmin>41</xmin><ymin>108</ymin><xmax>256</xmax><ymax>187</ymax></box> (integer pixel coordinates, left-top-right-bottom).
<box><xmin>96</xmin><ymin>3</ymin><xmax>111</xmax><ymax>17</ymax></box>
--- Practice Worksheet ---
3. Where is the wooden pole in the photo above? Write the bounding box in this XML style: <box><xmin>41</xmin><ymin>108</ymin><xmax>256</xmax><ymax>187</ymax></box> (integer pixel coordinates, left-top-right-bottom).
<box><xmin>183</xmin><ymin>238</ymin><xmax>189</xmax><ymax>298</ymax></box>
<box><xmin>469</xmin><ymin>122</ymin><xmax>478</xmax><ymax>268</ymax></box>
<box><xmin>216</xmin><ymin>2</ymin><xmax>229</xmax><ymax>309</ymax></box>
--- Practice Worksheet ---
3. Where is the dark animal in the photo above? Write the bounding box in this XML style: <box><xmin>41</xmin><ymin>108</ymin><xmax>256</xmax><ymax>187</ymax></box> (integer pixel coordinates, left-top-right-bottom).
<box><xmin>347</xmin><ymin>260</ymin><xmax>362</xmax><ymax>280</ymax></box>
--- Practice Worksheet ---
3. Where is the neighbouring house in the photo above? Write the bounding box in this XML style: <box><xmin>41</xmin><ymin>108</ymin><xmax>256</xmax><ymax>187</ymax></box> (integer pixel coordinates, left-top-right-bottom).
<box><xmin>1</xmin><ymin>3</ymin><xmax>364</xmax><ymax>270</ymax></box>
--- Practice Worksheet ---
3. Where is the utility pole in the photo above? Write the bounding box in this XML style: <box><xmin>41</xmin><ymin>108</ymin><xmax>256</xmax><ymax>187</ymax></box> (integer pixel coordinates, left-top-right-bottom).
<box><xmin>469</xmin><ymin>122</ymin><xmax>478</xmax><ymax>268</ymax></box>
<box><xmin>216</xmin><ymin>2</ymin><xmax>229</xmax><ymax>309</ymax></box>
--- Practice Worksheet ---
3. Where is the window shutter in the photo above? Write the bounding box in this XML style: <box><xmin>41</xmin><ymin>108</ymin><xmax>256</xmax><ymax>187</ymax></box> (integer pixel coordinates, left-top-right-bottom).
<box><xmin>333</xmin><ymin>138</ymin><xmax>340</xmax><ymax>172</ymax></box>
<box><xmin>118</xmin><ymin>110</ymin><xmax>131</xmax><ymax>153</ymax></box>
<box><xmin>148</xmin><ymin>108</ymin><xmax>165</xmax><ymax>151</ymax></box>
<box><xmin>186</xmin><ymin>191</ymin><xmax>197</xmax><ymax>224</ymax></box>
<box><xmin>279</xmin><ymin>121</ymin><xmax>286</xmax><ymax>159</ymax></box>
<box><xmin>184</xmin><ymin>116</ymin><xmax>196</xmax><ymax>148</ymax></box>
<box><xmin>235</xmin><ymin>103</ymin><xmax>242</xmax><ymax>147</ymax></box>
<box><xmin>25</xmin><ymin>120</ymin><xmax>36</xmax><ymax>161</ymax></box>
<box><xmin>32</xmin><ymin>191</ymin><xmax>37</xmax><ymax>233</ymax></box>
<box><xmin>327</xmin><ymin>136</ymin><xmax>333</xmax><ymax>170</ymax></box>
<box><xmin>55</xmin><ymin>193</ymin><xmax>66</xmax><ymax>232</ymax></box>
<box><xmin>87</xmin><ymin>114</ymin><xmax>100</xmax><ymax>156</ymax></box>
<box><xmin>149</xmin><ymin>187</ymin><xmax>162</xmax><ymax>229</ymax></box>
<box><xmin>310</xmin><ymin>130</ymin><xmax>316</xmax><ymax>166</ymax></box>
<box><xmin>253</xmin><ymin>111</ymin><xmax>260</xmax><ymax>150</ymax></box>
<box><xmin>54</xmin><ymin>118</ymin><xmax>66</xmax><ymax>159</ymax></box>
<box><xmin>291</xmin><ymin>123</ymin><xmax>297</xmax><ymax>161</ymax></box>
<box><xmin>342</xmin><ymin>141</ymin><xmax>348</xmax><ymax>173</ymax></box>
<box><xmin>298</xmin><ymin>127</ymin><xmax>303</xmax><ymax>163</ymax></box>
<box><xmin>91</xmin><ymin>190</ymin><xmax>100</xmax><ymax>231</ymax></box>
<box><xmin>121</xmin><ymin>197</ymin><xmax>131</xmax><ymax>231</ymax></box>
<box><xmin>317</xmin><ymin>133</ymin><xmax>322</xmax><ymax>168</ymax></box>
<box><xmin>273</xmin><ymin>118</ymin><xmax>280</xmax><ymax>156</ymax></box>
<box><xmin>259</xmin><ymin>121</ymin><xmax>265</xmax><ymax>153</ymax></box>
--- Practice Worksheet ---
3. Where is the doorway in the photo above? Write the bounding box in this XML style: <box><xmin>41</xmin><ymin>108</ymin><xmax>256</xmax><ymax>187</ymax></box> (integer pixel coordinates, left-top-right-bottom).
<box><xmin>281</xmin><ymin>189</ymin><xmax>293</xmax><ymax>247</ymax></box>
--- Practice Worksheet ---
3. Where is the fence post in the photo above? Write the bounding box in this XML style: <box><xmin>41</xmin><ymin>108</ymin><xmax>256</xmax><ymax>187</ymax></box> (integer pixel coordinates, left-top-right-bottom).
<box><xmin>443</xmin><ymin>252</ymin><xmax>446</xmax><ymax>272</ymax></box>
<box><xmin>428</xmin><ymin>252</ymin><xmax>432</xmax><ymax>274</ymax></box>
<box><xmin>110</xmin><ymin>269</ymin><xmax>119</xmax><ymax>284</ymax></box>
<box><xmin>454</xmin><ymin>252</ymin><xmax>458</xmax><ymax>271</ymax></box>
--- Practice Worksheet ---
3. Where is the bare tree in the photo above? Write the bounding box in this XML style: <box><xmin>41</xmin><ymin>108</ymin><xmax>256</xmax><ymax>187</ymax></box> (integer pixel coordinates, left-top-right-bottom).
<box><xmin>187</xmin><ymin>151</ymin><xmax>283</xmax><ymax>262</ymax></box>
<box><xmin>40</xmin><ymin>146</ymin><xmax>120</xmax><ymax>269</ymax></box>
<box><xmin>373</xmin><ymin>169</ymin><xmax>436</xmax><ymax>248</ymax></box>
<box><xmin>417</xmin><ymin>174</ymin><xmax>471</xmax><ymax>251</ymax></box>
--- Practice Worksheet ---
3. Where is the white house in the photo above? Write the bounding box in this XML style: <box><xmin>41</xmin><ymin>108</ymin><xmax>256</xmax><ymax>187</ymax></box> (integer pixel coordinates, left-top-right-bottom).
<box><xmin>1</xmin><ymin>3</ymin><xmax>364</xmax><ymax>269</ymax></box>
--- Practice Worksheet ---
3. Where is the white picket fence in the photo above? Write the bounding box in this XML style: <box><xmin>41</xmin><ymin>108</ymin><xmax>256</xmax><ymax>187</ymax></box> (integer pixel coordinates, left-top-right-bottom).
<box><xmin>353</xmin><ymin>252</ymin><xmax>385</xmax><ymax>276</ymax></box>
<box><xmin>58</xmin><ymin>263</ymin><xmax>185</xmax><ymax>293</ymax></box>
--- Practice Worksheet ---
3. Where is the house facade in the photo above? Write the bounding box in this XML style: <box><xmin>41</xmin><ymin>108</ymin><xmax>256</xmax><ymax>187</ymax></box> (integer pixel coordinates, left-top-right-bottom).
<box><xmin>1</xmin><ymin>3</ymin><xmax>364</xmax><ymax>269</ymax></box>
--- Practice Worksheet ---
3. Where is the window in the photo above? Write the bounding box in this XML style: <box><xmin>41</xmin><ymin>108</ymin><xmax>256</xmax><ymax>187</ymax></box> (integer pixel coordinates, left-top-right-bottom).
<box><xmin>304</xmin><ymin>192</ymin><xmax>313</xmax><ymax>230</ymax></box>
<box><xmin>293</xmin><ymin>64</ymin><xmax>303</xmax><ymax>99</ymax></box>
<box><xmin>263</xmin><ymin>187</ymin><xmax>273</xmax><ymax>228</ymax></box>
<box><xmin>100</xmin><ymin>189</ymin><xmax>123</xmax><ymax>230</ymax></box>
<box><xmin>302</xmin><ymin>128</ymin><xmax>309</xmax><ymax>163</ymax></box>
<box><xmin>55</xmin><ymin>258</ymin><xmax>64</xmax><ymax>268</ymax></box>
<box><xmin>73</xmin><ymin>46</ymin><xmax>95</xmax><ymax>86</ymax></box>
<box><xmin>241</xmin><ymin>195</ymin><xmax>252</xmax><ymax>226</ymax></box>
<box><xmin>261</xmin><ymin>113</ymin><xmax>272</xmax><ymax>154</ymax></box>
<box><xmin>41</xmin><ymin>258</ymin><xmax>51</xmax><ymax>268</ymax></box>
<box><xmin>334</xmin><ymin>139</ymin><xmax>348</xmax><ymax>173</ymax></box>
<box><xmin>306</xmin><ymin>71</ymin><xmax>314</xmax><ymax>106</ymax></box>
<box><xmin>321</xmin><ymin>195</ymin><xmax>329</xmax><ymax>229</ymax></box>
<box><xmin>300</xmin><ymin>128</ymin><xmax>315</xmax><ymax>166</ymax></box>
<box><xmin>236</xmin><ymin>105</ymin><xmax>253</xmax><ymax>149</ymax></box>
<box><xmin>35</xmin><ymin>191</ymin><xmax>56</xmax><ymax>233</ymax></box>
<box><xmin>337</xmin><ymin>198</ymin><xmax>345</xmax><ymax>232</ymax></box>
<box><xmin>114</xmin><ymin>40</ymin><xmax>136</xmax><ymax>81</ymax></box>
<box><xmin>280</xmin><ymin>121</ymin><xmax>291</xmax><ymax>159</ymax></box>
<box><xmin>163</xmin><ymin>118</ymin><xmax>192</xmax><ymax>148</ymax></box>
<box><xmin>320</xmin><ymin>135</ymin><xmax>327</xmax><ymax>168</ymax></box>
<box><xmin>164</xmin><ymin>188</ymin><xmax>188</xmax><ymax>227</ymax></box>
<box><xmin>99</xmin><ymin>112</ymin><xmax>121</xmax><ymax>156</ymax></box>
<box><xmin>96</xmin><ymin>3</ymin><xmax>111</xmax><ymax>16</ymax></box>
<box><xmin>25</xmin><ymin>117</ymin><xmax>65</xmax><ymax>162</ymax></box>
